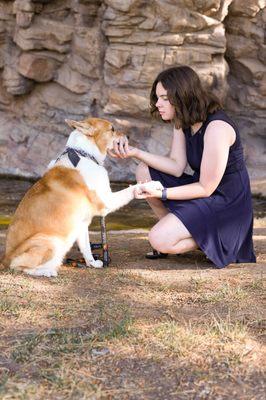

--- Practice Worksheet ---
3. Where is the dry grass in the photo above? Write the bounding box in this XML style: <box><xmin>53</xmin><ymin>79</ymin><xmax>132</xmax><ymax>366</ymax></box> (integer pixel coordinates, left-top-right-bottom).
<box><xmin>0</xmin><ymin>226</ymin><xmax>265</xmax><ymax>399</ymax></box>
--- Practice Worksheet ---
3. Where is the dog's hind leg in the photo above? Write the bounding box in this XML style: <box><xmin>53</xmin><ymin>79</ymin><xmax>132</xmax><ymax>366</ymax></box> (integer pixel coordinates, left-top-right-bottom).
<box><xmin>77</xmin><ymin>223</ymin><xmax>103</xmax><ymax>268</ymax></box>
<box><xmin>9</xmin><ymin>235</ymin><xmax>65</xmax><ymax>277</ymax></box>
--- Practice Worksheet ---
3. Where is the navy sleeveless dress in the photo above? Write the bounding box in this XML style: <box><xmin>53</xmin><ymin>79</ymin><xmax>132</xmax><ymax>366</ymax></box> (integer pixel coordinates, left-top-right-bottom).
<box><xmin>149</xmin><ymin>110</ymin><xmax>256</xmax><ymax>268</ymax></box>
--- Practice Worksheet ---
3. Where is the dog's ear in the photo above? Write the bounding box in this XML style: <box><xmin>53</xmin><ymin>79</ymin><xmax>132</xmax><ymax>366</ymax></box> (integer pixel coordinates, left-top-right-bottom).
<box><xmin>65</xmin><ymin>119</ymin><xmax>96</xmax><ymax>136</ymax></box>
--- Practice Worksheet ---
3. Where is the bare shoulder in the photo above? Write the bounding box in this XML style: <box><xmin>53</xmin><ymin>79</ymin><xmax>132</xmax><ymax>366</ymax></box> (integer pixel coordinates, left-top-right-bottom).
<box><xmin>173</xmin><ymin>128</ymin><xmax>185</xmax><ymax>138</ymax></box>
<box><xmin>204</xmin><ymin>120</ymin><xmax>236</xmax><ymax>146</ymax></box>
<box><xmin>173</xmin><ymin>126</ymin><xmax>185</xmax><ymax>136</ymax></box>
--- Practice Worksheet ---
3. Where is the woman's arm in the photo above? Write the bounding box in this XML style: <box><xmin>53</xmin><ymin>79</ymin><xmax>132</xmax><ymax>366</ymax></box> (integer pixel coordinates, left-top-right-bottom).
<box><xmin>136</xmin><ymin>120</ymin><xmax>236</xmax><ymax>200</ymax></box>
<box><xmin>110</xmin><ymin>127</ymin><xmax>187</xmax><ymax>177</ymax></box>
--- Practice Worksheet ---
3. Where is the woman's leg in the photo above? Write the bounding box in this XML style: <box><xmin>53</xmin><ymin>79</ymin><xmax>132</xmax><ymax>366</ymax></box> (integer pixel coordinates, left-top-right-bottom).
<box><xmin>148</xmin><ymin>213</ymin><xmax>198</xmax><ymax>254</ymax></box>
<box><xmin>135</xmin><ymin>162</ymin><xmax>168</xmax><ymax>220</ymax></box>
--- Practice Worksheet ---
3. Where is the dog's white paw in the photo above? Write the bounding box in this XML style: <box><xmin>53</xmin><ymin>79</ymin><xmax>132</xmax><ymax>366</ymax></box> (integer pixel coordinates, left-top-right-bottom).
<box><xmin>145</xmin><ymin>180</ymin><xmax>164</xmax><ymax>190</ymax></box>
<box><xmin>26</xmin><ymin>268</ymin><xmax>58</xmax><ymax>277</ymax></box>
<box><xmin>89</xmin><ymin>259</ymin><xmax>103</xmax><ymax>268</ymax></box>
<box><xmin>42</xmin><ymin>270</ymin><xmax>58</xmax><ymax>277</ymax></box>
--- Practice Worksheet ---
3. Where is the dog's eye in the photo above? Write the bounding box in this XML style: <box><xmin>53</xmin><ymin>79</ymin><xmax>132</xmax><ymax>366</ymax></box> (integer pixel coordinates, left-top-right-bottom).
<box><xmin>111</xmin><ymin>126</ymin><xmax>114</xmax><ymax>132</ymax></box>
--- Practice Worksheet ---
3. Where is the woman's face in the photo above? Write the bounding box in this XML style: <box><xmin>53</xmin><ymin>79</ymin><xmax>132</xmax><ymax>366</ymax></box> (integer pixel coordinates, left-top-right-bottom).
<box><xmin>155</xmin><ymin>81</ymin><xmax>175</xmax><ymax>121</ymax></box>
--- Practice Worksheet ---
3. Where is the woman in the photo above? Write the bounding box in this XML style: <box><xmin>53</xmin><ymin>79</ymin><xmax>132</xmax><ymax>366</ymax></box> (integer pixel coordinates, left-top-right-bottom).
<box><xmin>109</xmin><ymin>66</ymin><xmax>256</xmax><ymax>268</ymax></box>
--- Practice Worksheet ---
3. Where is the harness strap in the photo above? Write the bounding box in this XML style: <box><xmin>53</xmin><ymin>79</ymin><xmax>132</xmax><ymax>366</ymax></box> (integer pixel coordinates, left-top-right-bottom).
<box><xmin>59</xmin><ymin>147</ymin><xmax>99</xmax><ymax>167</ymax></box>
<box><xmin>66</xmin><ymin>148</ymin><xmax>80</xmax><ymax>167</ymax></box>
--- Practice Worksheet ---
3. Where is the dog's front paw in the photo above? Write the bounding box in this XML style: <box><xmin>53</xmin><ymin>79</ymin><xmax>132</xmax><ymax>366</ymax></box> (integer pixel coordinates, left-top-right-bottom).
<box><xmin>145</xmin><ymin>180</ymin><xmax>164</xmax><ymax>190</ymax></box>
<box><xmin>89</xmin><ymin>259</ymin><xmax>103</xmax><ymax>268</ymax></box>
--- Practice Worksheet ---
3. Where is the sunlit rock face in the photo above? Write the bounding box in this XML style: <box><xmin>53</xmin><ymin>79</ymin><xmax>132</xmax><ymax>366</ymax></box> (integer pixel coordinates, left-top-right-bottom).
<box><xmin>0</xmin><ymin>0</ymin><xmax>264</xmax><ymax>181</ymax></box>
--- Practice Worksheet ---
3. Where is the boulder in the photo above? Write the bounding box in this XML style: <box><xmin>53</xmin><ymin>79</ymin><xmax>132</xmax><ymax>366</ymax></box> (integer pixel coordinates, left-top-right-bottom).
<box><xmin>104</xmin><ymin>88</ymin><xmax>150</xmax><ymax>116</ymax></box>
<box><xmin>229</xmin><ymin>0</ymin><xmax>263</xmax><ymax>17</ymax></box>
<box><xmin>14</xmin><ymin>17</ymin><xmax>73</xmax><ymax>53</ymax></box>
<box><xmin>55</xmin><ymin>63</ymin><xmax>93</xmax><ymax>94</ymax></box>
<box><xmin>2</xmin><ymin>66</ymin><xmax>33</xmax><ymax>95</ymax></box>
<box><xmin>18</xmin><ymin>52</ymin><xmax>58</xmax><ymax>82</ymax></box>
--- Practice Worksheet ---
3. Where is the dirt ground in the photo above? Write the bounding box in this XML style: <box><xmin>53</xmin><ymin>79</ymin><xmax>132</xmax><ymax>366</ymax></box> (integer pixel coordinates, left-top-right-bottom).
<box><xmin>0</xmin><ymin>212</ymin><xmax>265</xmax><ymax>399</ymax></box>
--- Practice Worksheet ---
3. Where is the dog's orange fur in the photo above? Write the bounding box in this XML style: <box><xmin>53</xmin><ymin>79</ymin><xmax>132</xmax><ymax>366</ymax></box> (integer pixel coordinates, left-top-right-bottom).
<box><xmin>2</xmin><ymin>166</ymin><xmax>104</xmax><ymax>271</ymax></box>
<box><xmin>66</xmin><ymin>117</ymin><xmax>123</xmax><ymax>155</ymax></box>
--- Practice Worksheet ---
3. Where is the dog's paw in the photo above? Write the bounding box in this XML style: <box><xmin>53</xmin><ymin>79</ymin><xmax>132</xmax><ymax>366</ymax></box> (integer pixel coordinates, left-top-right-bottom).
<box><xmin>26</xmin><ymin>268</ymin><xmax>58</xmax><ymax>277</ymax></box>
<box><xmin>145</xmin><ymin>180</ymin><xmax>164</xmax><ymax>190</ymax></box>
<box><xmin>42</xmin><ymin>270</ymin><xmax>58</xmax><ymax>277</ymax></box>
<box><xmin>89</xmin><ymin>259</ymin><xmax>103</xmax><ymax>268</ymax></box>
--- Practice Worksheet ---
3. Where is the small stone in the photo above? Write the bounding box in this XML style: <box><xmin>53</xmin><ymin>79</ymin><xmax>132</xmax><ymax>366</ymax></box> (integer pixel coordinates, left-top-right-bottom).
<box><xmin>91</xmin><ymin>348</ymin><xmax>110</xmax><ymax>357</ymax></box>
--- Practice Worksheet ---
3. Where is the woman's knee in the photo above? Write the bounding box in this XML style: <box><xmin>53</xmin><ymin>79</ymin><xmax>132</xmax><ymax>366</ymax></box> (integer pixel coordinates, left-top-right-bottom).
<box><xmin>148</xmin><ymin>228</ymin><xmax>169</xmax><ymax>253</ymax></box>
<box><xmin>135</xmin><ymin>162</ymin><xmax>151</xmax><ymax>183</ymax></box>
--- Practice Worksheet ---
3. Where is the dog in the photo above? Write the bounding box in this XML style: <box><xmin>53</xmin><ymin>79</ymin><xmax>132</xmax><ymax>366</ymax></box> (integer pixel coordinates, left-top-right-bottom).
<box><xmin>1</xmin><ymin>117</ymin><xmax>163</xmax><ymax>277</ymax></box>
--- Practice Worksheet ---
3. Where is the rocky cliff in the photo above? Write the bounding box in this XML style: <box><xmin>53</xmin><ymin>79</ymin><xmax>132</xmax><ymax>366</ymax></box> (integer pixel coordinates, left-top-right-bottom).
<box><xmin>0</xmin><ymin>0</ymin><xmax>265</xmax><ymax>183</ymax></box>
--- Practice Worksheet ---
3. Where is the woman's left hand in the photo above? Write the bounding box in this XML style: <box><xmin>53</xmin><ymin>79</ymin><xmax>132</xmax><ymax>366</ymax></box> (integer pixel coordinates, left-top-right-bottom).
<box><xmin>108</xmin><ymin>136</ymin><xmax>139</xmax><ymax>159</ymax></box>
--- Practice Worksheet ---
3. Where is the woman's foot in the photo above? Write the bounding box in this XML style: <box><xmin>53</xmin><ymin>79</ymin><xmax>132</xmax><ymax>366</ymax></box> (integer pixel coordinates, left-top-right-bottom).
<box><xmin>145</xmin><ymin>249</ymin><xmax>168</xmax><ymax>259</ymax></box>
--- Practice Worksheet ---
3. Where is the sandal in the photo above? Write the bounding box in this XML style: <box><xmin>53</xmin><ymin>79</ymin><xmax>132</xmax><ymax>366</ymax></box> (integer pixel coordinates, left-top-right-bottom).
<box><xmin>145</xmin><ymin>249</ymin><xmax>168</xmax><ymax>259</ymax></box>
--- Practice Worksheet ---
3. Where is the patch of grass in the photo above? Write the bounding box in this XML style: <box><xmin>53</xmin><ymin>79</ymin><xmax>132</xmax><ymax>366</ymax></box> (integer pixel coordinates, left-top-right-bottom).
<box><xmin>0</xmin><ymin>382</ymin><xmax>41</xmax><ymax>400</ymax></box>
<box><xmin>47</xmin><ymin>309</ymin><xmax>65</xmax><ymax>320</ymax></box>
<box><xmin>151</xmin><ymin>314</ymin><xmax>248</xmax><ymax>365</ymax></box>
<box><xmin>189</xmin><ymin>275</ymin><xmax>209</xmax><ymax>292</ymax></box>
<box><xmin>247</xmin><ymin>318</ymin><xmax>266</xmax><ymax>332</ymax></box>
<box><xmin>11</xmin><ymin>306</ymin><xmax>135</xmax><ymax>364</ymax></box>
<box><xmin>246</xmin><ymin>277</ymin><xmax>265</xmax><ymax>291</ymax></box>
<box><xmin>209</xmin><ymin>314</ymin><xmax>247</xmax><ymax>343</ymax></box>
<box><xmin>153</xmin><ymin>321</ymin><xmax>200</xmax><ymax>357</ymax></box>
<box><xmin>101</xmin><ymin>315</ymin><xmax>134</xmax><ymax>340</ymax></box>
<box><xmin>11</xmin><ymin>333</ymin><xmax>44</xmax><ymax>363</ymax></box>
<box><xmin>0</xmin><ymin>295</ymin><xmax>50</xmax><ymax>321</ymax></box>
<box><xmin>0</xmin><ymin>299</ymin><xmax>20</xmax><ymax>317</ymax></box>
<box><xmin>0</xmin><ymin>371</ymin><xmax>9</xmax><ymax>392</ymax></box>
<box><xmin>198</xmin><ymin>283</ymin><xmax>248</xmax><ymax>303</ymax></box>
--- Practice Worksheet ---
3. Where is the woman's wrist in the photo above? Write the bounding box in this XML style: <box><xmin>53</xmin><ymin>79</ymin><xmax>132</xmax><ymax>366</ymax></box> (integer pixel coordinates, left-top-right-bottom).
<box><xmin>132</xmin><ymin>147</ymin><xmax>142</xmax><ymax>159</ymax></box>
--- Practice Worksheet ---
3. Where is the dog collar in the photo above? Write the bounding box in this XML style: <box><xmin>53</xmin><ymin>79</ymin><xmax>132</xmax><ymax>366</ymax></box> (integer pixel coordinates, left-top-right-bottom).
<box><xmin>60</xmin><ymin>147</ymin><xmax>100</xmax><ymax>167</ymax></box>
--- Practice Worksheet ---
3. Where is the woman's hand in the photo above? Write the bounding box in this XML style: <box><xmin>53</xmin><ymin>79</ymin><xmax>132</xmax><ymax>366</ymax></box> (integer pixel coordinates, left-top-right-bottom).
<box><xmin>134</xmin><ymin>181</ymin><xmax>163</xmax><ymax>199</ymax></box>
<box><xmin>108</xmin><ymin>136</ymin><xmax>139</xmax><ymax>159</ymax></box>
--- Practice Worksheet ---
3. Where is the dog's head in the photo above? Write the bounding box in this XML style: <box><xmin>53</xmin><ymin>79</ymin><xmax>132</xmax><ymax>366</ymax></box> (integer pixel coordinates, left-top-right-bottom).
<box><xmin>65</xmin><ymin>117</ymin><xmax>124</xmax><ymax>155</ymax></box>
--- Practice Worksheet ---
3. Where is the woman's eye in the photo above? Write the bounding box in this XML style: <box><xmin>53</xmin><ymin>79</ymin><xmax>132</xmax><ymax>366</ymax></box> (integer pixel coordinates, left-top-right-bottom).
<box><xmin>162</xmin><ymin>96</ymin><xmax>169</xmax><ymax>101</ymax></box>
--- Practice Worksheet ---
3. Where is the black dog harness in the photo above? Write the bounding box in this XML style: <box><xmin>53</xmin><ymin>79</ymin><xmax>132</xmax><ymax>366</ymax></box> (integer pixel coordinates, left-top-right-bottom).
<box><xmin>59</xmin><ymin>147</ymin><xmax>99</xmax><ymax>167</ymax></box>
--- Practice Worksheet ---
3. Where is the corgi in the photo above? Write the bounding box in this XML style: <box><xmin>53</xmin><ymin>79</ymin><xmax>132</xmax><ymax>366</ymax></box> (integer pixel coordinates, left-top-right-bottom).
<box><xmin>1</xmin><ymin>117</ymin><xmax>163</xmax><ymax>277</ymax></box>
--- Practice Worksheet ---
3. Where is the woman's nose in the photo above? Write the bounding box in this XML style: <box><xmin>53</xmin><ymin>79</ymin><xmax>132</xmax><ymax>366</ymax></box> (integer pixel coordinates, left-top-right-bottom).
<box><xmin>156</xmin><ymin>98</ymin><xmax>161</xmax><ymax>107</ymax></box>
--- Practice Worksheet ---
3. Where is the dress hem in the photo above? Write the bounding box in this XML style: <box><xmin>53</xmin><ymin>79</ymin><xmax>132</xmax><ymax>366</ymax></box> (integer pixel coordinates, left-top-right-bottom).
<box><xmin>169</xmin><ymin>211</ymin><xmax>255</xmax><ymax>269</ymax></box>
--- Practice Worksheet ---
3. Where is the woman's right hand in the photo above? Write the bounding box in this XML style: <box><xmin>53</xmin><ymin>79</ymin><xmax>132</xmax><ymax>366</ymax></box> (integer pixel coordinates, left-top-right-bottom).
<box><xmin>108</xmin><ymin>136</ymin><xmax>139</xmax><ymax>159</ymax></box>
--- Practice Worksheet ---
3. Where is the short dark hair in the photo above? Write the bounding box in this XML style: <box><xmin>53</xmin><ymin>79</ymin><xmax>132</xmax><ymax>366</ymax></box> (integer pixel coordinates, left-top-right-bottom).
<box><xmin>150</xmin><ymin>66</ymin><xmax>222</xmax><ymax>129</ymax></box>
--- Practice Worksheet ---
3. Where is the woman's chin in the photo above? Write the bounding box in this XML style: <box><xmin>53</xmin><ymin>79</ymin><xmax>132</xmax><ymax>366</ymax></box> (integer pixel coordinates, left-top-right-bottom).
<box><xmin>160</xmin><ymin>114</ymin><xmax>170</xmax><ymax>121</ymax></box>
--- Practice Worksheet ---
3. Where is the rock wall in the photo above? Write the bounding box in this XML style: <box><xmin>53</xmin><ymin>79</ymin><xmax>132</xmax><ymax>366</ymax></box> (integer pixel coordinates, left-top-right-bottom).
<box><xmin>0</xmin><ymin>0</ymin><xmax>265</xmax><ymax>181</ymax></box>
<box><xmin>225</xmin><ymin>0</ymin><xmax>266</xmax><ymax>181</ymax></box>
